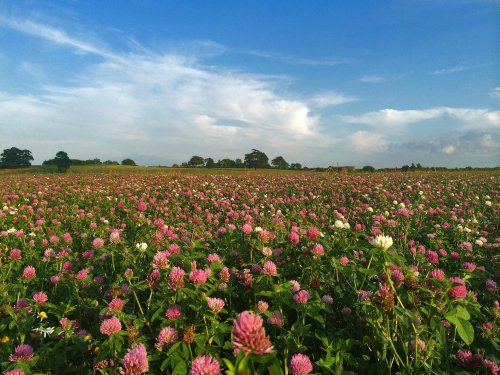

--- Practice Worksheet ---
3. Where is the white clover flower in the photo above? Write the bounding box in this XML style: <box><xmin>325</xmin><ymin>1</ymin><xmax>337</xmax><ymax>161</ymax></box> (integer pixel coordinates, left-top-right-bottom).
<box><xmin>398</xmin><ymin>203</ymin><xmax>406</xmax><ymax>209</ymax></box>
<box><xmin>262</xmin><ymin>247</ymin><xmax>272</xmax><ymax>257</ymax></box>
<box><xmin>136</xmin><ymin>242</ymin><xmax>148</xmax><ymax>251</ymax></box>
<box><xmin>370</xmin><ymin>235</ymin><xmax>393</xmax><ymax>251</ymax></box>
<box><xmin>6</xmin><ymin>227</ymin><xmax>16</xmax><ymax>234</ymax></box>
<box><xmin>334</xmin><ymin>220</ymin><xmax>344</xmax><ymax>229</ymax></box>
<box><xmin>343</xmin><ymin>222</ymin><xmax>350</xmax><ymax>229</ymax></box>
<box><xmin>485</xmin><ymin>201</ymin><xmax>492</xmax><ymax>207</ymax></box>
<box><xmin>366</xmin><ymin>207</ymin><xmax>373</xmax><ymax>212</ymax></box>
<box><xmin>33</xmin><ymin>326</ymin><xmax>55</xmax><ymax>338</ymax></box>
<box><xmin>475</xmin><ymin>239</ymin><xmax>484</xmax><ymax>247</ymax></box>
<box><xmin>254</xmin><ymin>226</ymin><xmax>263</xmax><ymax>232</ymax></box>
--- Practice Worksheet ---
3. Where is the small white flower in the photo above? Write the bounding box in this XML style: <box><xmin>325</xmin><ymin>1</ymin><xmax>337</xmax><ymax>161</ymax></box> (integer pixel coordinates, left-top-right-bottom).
<box><xmin>33</xmin><ymin>326</ymin><xmax>55</xmax><ymax>338</ymax></box>
<box><xmin>475</xmin><ymin>239</ymin><xmax>484</xmax><ymax>247</ymax></box>
<box><xmin>485</xmin><ymin>201</ymin><xmax>492</xmax><ymax>207</ymax></box>
<box><xmin>366</xmin><ymin>207</ymin><xmax>374</xmax><ymax>212</ymax></box>
<box><xmin>136</xmin><ymin>242</ymin><xmax>148</xmax><ymax>251</ymax></box>
<box><xmin>398</xmin><ymin>203</ymin><xmax>406</xmax><ymax>209</ymax></box>
<box><xmin>262</xmin><ymin>247</ymin><xmax>272</xmax><ymax>257</ymax></box>
<box><xmin>254</xmin><ymin>226</ymin><xmax>263</xmax><ymax>232</ymax></box>
<box><xmin>334</xmin><ymin>220</ymin><xmax>344</xmax><ymax>229</ymax></box>
<box><xmin>343</xmin><ymin>222</ymin><xmax>350</xmax><ymax>229</ymax></box>
<box><xmin>370</xmin><ymin>235</ymin><xmax>393</xmax><ymax>251</ymax></box>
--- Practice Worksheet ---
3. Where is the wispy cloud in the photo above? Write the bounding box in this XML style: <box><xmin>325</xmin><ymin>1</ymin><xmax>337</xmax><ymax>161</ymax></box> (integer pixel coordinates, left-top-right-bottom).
<box><xmin>0</xmin><ymin>16</ymin><xmax>121</xmax><ymax>61</ymax></box>
<box><xmin>342</xmin><ymin>107</ymin><xmax>500</xmax><ymax>132</ymax></box>
<box><xmin>359</xmin><ymin>75</ymin><xmax>384</xmax><ymax>84</ymax></box>
<box><xmin>0</xmin><ymin>17</ymin><xmax>330</xmax><ymax>164</ymax></box>
<box><xmin>309</xmin><ymin>92</ymin><xmax>357</xmax><ymax>108</ymax></box>
<box><xmin>490</xmin><ymin>87</ymin><xmax>500</xmax><ymax>100</ymax></box>
<box><xmin>235</xmin><ymin>49</ymin><xmax>350</xmax><ymax>67</ymax></box>
<box><xmin>431</xmin><ymin>63</ymin><xmax>491</xmax><ymax>75</ymax></box>
<box><xmin>401</xmin><ymin>130</ymin><xmax>499</xmax><ymax>155</ymax></box>
<box><xmin>348</xmin><ymin>131</ymin><xmax>390</xmax><ymax>153</ymax></box>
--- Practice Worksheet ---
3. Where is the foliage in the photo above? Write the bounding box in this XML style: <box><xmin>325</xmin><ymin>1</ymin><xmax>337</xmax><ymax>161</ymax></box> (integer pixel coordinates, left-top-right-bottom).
<box><xmin>54</xmin><ymin>151</ymin><xmax>71</xmax><ymax>173</ymax></box>
<box><xmin>271</xmin><ymin>156</ymin><xmax>289</xmax><ymax>169</ymax></box>
<box><xmin>0</xmin><ymin>172</ymin><xmax>498</xmax><ymax>374</ymax></box>
<box><xmin>188</xmin><ymin>156</ymin><xmax>205</xmax><ymax>167</ymax></box>
<box><xmin>244</xmin><ymin>149</ymin><xmax>270</xmax><ymax>169</ymax></box>
<box><xmin>205</xmin><ymin>158</ymin><xmax>216</xmax><ymax>168</ymax></box>
<box><xmin>121</xmin><ymin>158</ymin><xmax>137</xmax><ymax>166</ymax></box>
<box><xmin>362</xmin><ymin>165</ymin><xmax>376</xmax><ymax>172</ymax></box>
<box><xmin>0</xmin><ymin>147</ymin><xmax>34</xmax><ymax>169</ymax></box>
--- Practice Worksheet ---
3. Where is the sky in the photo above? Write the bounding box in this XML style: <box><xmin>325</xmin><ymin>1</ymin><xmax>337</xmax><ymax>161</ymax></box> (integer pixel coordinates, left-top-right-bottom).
<box><xmin>1</xmin><ymin>0</ymin><xmax>499</xmax><ymax>168</ymax></box>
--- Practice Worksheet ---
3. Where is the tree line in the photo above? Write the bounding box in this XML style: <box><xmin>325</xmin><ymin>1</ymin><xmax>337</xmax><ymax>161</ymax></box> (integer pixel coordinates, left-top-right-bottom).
<box><xmin>182</xmin><ymin>149</ymin><xmax>302</xmax><ymax>170</ymax></box>
<box><xmin>0</xmin><ymin>147</ymin><xmax>137</xmax><ymax>173</ymax></box>
<box><xmin>1</xmin><ymin>147</ymin><xmax>497</xmax><ymax>172</ymax></box>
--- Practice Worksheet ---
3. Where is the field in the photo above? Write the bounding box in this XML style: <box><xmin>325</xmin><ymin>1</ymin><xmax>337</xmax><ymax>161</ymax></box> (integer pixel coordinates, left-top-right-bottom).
<box><xmin>0</xmin><ymin>171</ymin><xmax>498</xmax><ymax>374</ymax></box>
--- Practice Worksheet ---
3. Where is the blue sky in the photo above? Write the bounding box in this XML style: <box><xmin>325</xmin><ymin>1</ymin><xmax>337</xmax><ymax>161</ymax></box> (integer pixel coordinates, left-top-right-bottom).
<box><xmin>1</xmin><ymin>0</ymin><xmax>499</xmax><ymax>168</ymax></box>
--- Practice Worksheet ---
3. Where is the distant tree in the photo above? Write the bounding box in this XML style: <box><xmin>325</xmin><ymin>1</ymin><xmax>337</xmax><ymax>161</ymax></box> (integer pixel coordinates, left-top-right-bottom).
<box><xmin>219</xmin><ymin>158</ymin><xmax>236</xmax><ymax>168</ymax></box>
<box><xmin>121</xmin><ymin>158</ymin><xmax>137</xmax><ymax>166</ymax></box>
<box><xmin>290</xmin><ymin>163</ymin><xmax>302</xmax><ymax>170</ymax></box>
<box><xmin>244</xmin><ymin>149</ymin><xmax>270</xmax><ymax>169</ymax></box>
<box><xmin>188</xmin><ymin>155</ymin><xmax>205</xmax><ymax>167</ymax></box>
<box><xmin>0</xmin><ymin>147</ymin><xmax>34</xmax><ymax>169</ymax></box>
<box><xmin>271</xmin><ymin>156</ymin><xmax>289</xmax><ymax>169</ymax></box>
<box><xmin>103</xmin><ymin>160</ymin><xmax>119</xmax><ymax>165</ymax></box>
<box><xmin>205</xmin><ymin>158</ymin><xmax>215</xmax><ymax>168</ymax></box>
<box><xmin>401</xmin><ymin>165</ymin><xmax>410</xmax><ymax>172</ymax></box>
<box><xmin>54</xmin><ymin>151</ymin><xmax>71</xmax><ymax>172</ymax></box>
<box><xmin>234</xmin><ymin>158</ymin><xmax>243</xmax><ymax>168</ymax></box>
<box><xmin>362</xmin><ymin>165</ymin><xmax>375</xmax><ymax>172</ymax></box>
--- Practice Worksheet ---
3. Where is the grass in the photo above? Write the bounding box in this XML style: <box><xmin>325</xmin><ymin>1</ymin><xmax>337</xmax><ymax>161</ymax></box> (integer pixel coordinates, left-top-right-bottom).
<box><xmin>0</xmin><ymin>165</ymin><xmax>306</xmax><ymax>176</ymax></box>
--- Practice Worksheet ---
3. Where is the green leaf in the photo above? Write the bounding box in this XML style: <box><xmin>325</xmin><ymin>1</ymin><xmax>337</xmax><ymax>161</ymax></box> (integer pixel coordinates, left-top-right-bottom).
<box><xmin>455</xmin><ymin>306</ymin><xmax>471</xmax><ymax>320</ymax></box>
<box><xmin>172</xmin><ymin>360</ymin><xmax>187</xmax><ymax>375</ymax></box>
<box><xmin>455</xmin><ymin>317</ymin><xmax>474</xmax><ymax>345</ymax></box>
<box><xmin>268</xmin><ymin>357</ymin><xmax>284</xmax><ymax>375</ymax></box>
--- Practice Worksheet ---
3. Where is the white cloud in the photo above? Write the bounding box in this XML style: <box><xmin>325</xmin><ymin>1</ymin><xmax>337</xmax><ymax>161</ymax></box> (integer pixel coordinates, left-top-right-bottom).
<box><xmin>431</xmin><ymin>66</ymin><xmax>469</xmax><ymax>75</ymax></box>
<box><xmin>310</xmin><ymin>92</ymin><xmax>357</xmax><ymax>108</ymax></box>
<box><xmin>342</xmin><ymin>107</ymin><xmax>500</xmax><ymax>132</ymax></box>
<box><xmin>490</xmin><ymin>87</ymin><xmax>500</xmax><ymax>100</ymax></box>
<box><xmin>0</xmin><ymin>16</ymin><xmax>120</xmax><ymax>61</ymax></box>
<box><xmin>342</xmin><ymin>108</ymin><xmax>443</xmax><ymax>131</ymax></box>
<box><xmin>402</xmin><ymin>131</ymin><xmax>499</xmax><ymax>155</ymax></box>
<box><xmin>0</xmin><ymin>18</ymin><xmax>327</xmax><ymax>164</ymax></box>
<box><xmin>348</xmin><ymin>131</ymin><xmax>389</xmax><ymax>153</ymax></box>
<box><xmin>237</xmin><ymin>49</ymin><xmax>349</xmax><ymax>67</ymax></box>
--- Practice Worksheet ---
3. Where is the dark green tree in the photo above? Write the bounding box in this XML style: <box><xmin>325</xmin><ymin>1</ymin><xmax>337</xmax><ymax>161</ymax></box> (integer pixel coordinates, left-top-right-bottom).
<box><xmin>271</xmin><ymin>156</ymin><xmax>289</xmax><ymax>169</ymax></box>
<box><xmin>244</xmin><ymin>149</ymin><xmax>270</xmax><ymax>169</ymax></box>
<box><xmin>362</xmin><ymin>165</ymin><xmax>376</xmax><ymax>172</ymax></box>
<box><xmin>234</xmin><ymin>158</ymin><xmax>243</xmax><ymax>168</ymax></box>
<box><xmin>290</xmin><ymin>163</ymin><xmax>302</xmax><ymax>170</ymax></box>
<box><xmin>121</xmin><ymin>158</ymin><xmax>137</xmax><ymax>166</ymax></box>
<box><xmin>54</xmin><ymin>151</ymin><xmax>71</xmax><ymax>172</ymax></box>
<box><xmin>188</xmin><ymin>155</ymin><xmax>205</xmax><ymax>167</ymax></box>
<box><xmin>0</xmin><ymin>147</ymin><xmax>34</xmax><ymax>169</ymax></box>
<box><xmin>219</xmin><ymin>158</ymin><xmax>236</xmax><ymax>168</ymax></box>
<box><xmin>205</xmin><ymin>158</ymin><xmax>216</xmax><ymax>168</ymax></box>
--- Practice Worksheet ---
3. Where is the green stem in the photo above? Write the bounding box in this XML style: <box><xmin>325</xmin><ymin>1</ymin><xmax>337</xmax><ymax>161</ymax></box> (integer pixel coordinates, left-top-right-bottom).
<box><xmin>132</xmin><ymin>288</ymin><xmax>145</xmax><ymax>317</ymax></box>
